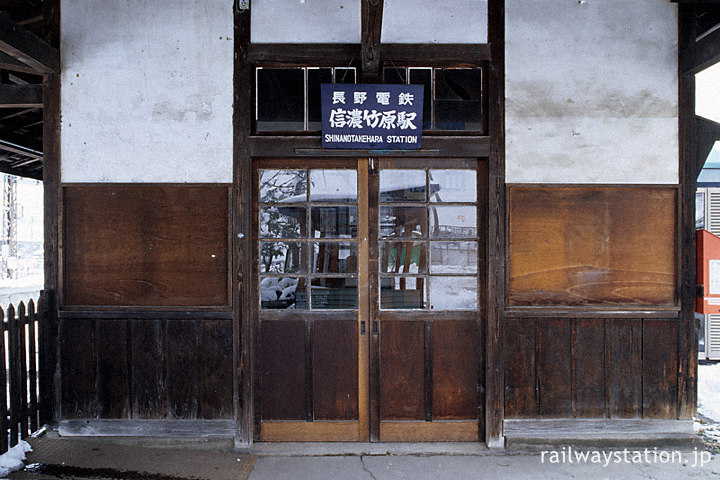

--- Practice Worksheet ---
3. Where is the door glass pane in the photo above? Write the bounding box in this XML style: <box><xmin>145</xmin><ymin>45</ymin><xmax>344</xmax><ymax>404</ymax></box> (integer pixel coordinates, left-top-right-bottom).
<box><xmin>311</xmin><ymin>206</ymin><xmax>358</xmax><ymax>238</ymax></box>
<box><xmin>430</xmin><ymin>170</ymin><xmax>477</xmax><ymax>203</ymax></box>
<box><xmin>429</xmin><ymin>276</ymin><xmax>477</xmax><ymax>310</ymax></box>
<box><xmin>430</xmin><ymin>242</ymin><xmax>477</xmax><ymax>274</ymax></box>
<box><xmin>313</xmin><ymin>242</ymin><xmax>358</xmax><ymax>274</ymax></box>
<box><xmin>379</xmin><ymin>170</ymin><xmax>426</xmax><ymax>202</ymax></box>
<box><xmin>260</xmin><ymin>242</ymin><xmax>305</xmax><ymax>274</ymax></box>
<box><xmin>260</xmin><ymin>206</ymin><xmax>306</xmax><ymax>238</ymax></box>
<box><xmin>379</xmin><ymin>206</ymin><xmax>427</xmax><ymax>238</ymax></box>
<box><xmin>260</xmin><ymin>170</ymin><xmax>307</xmax><ymax>203</ymax></box>
<box><xmin>311</xmin><ymin>278</ymin><xmax>358</xmax><ymax>309</ymax></box>
<box><xmin>430</xmin><ymin>206</ymin><xmax>476</xmax><ymax>238</ymax></box>
<box><xmin>309</xmin><ymin>170</ymin><xmax>357</xmax><ymax>202</ymax></box>
<box><xmin>380</xmin><ymin>276</ymin><xmax>426</xmax><ymax>309</ymax></box>
<box><xmin>380</xmin><ymin>241</ymin><xmax>427</xmax><ymax>274</ymax></box>
<box><xmin>261</xmin><ymin>277</ymin><xmax>304</xmax><ymax>309</ymax></box>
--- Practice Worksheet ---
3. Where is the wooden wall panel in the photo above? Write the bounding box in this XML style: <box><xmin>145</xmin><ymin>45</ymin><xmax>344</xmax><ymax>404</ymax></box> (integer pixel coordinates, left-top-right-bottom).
<box><xmin>504</xmin><ymin>318</ymin><xmax>536</xmax><ymax>418</ymax></box>
<box><xmin>380</xmin><ymin>320</ymin><xmax>425</xmax><ymax>420</ymax></box>
<box><xmin>166</xmin><ymin>320</ymin><xmax>198</xmax><ymax>418</ymax></box>
<box><xmin>313</xmin><ymin>320</ymin><xmax>358</xmax><ymax>421</ymax></box>
<box><xmin>607</xmin><ymin>320</ymin><xmax>642</xmax><ymax>418</ymax></box>
<box><xmin>574</xmin><ymin>319</ymin><xmax>606</xmax><ymax>417</ymax></box>
<box><xmin>97</xmin><ymin>320</ymin><xmax>129</xmax><ymax>418</ymax></box>
<box><xmin>60</xmin><ymin>319</ymin><xmax>97</xmax><ymax>418</ymax></box>
<box><xmin>198</xmin><ymin>320</ymin><xmax>233</xmax><ymax>419</ymax></box>
<box><xmin>260</xmin><ymin>320</ymin><xmax>306</xmax><ymax>420</ymax></box>
<box><xmin>62</xmin><ymin>185</ymin><xmax>230</xmax><ymax>307</ymax></box>
<box><xmin>508</xmin><ymin>187</ymin><xmax>676</xmax><ymax>306</ymax></box>
<box><xmin>537</xmin><ymin>319</ymin><xmax>572</xmax><ymax>416</ymax></box>
<box><xmin>131</xmin><ymin>320</ymin><xmax>164</xmax><ymax>419</ymax></box>
<box><xmin>433</xmin><ymin>320</ymin><xmax>478</xmax><ymax>420</ymax></box>
<box><xmin>643</xmin><ymin>319</ymin><xmax>678</xmax><ymax>419</ymax></box>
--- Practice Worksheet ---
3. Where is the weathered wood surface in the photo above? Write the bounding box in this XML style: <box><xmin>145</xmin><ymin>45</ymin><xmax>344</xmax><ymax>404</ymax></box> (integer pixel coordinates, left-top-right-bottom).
<box><xmin>508</xmin><ymin>186</ymin><xmax>677</xmax><ymax>306</ymax></box>
<box><xmin>62</xmin><ymin>185</ymin><xmax>231</xmax><ymax>307</ymax></box>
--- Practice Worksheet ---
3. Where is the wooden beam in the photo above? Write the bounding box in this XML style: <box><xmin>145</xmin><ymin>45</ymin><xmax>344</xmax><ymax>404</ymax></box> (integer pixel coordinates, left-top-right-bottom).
<box><xmin>247</xmin><ymin>44</ymin><xmax>360</xmax><ymax>66</ymax></box>
<box><xmin>681</xmin><ymin>18</ymin><xmax>720</xmax><ymax>75</ymax></box>
<box><xmin>0</xmin><ymin>12</ymin><xmax>59</xmax><ymax>74</ymax></box>
<box><xmin>0</xmin><ymin>50</ymin><xmax>40</xmax><ymax>75</ymax></box>
<box><xmin>0</xmin><ymin>139</ymin><xmax>41</xmax><ymax>159</ymax></box>
<box><xmin>382</xmin><ymin>44</ymin><xmax>491</xmax><ymax>66</ymax></box>
<box><xmin>361</xmin><ymin>0</ymin><xmax>383</xmax><ymax>82</ymax></box>
<box><xmin>0</xmin><ymin>84</ymin><xmax>42</xmax><ymax>108</ymax></box>
<box><xmin>696</xmin><ymin>116</ymin><xmax>720</xmax><ymax>177</ymax></box>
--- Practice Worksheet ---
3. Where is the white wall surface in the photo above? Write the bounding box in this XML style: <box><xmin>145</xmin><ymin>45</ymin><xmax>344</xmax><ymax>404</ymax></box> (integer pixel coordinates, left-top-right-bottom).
<box><xmin>382</xmin><ymin>0</ymin><xmax>487</xmax><ymax>44</ymax></box>
<box><xmin>252</xmin><ymin>0</ymin><xmax>361</xmax><ymax>43</ymax></box>
<box><xmin>61</xmin><ymin>0</ymin><xmax>234</xmax><ymax>183</ymax></box>
<box><xmin>505</xmin><ymin>0</ymin><xmax>679</xmax><ymax>184</ymax></box>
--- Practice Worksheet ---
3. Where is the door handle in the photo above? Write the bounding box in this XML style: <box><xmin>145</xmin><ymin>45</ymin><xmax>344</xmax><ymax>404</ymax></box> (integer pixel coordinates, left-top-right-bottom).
<box><xmin>372</xmin><ymin>321</ymin><xmax>378</xmax><ymax>336</ymax></box>
<box><xmin>361</xmin><ymin>321</ymin><xmax>366</xmax><ymax>335</ymax></box>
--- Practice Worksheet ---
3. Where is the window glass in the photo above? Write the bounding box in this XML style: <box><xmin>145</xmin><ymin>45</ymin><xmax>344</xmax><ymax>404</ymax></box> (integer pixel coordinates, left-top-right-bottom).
<box><xmin>256</xmin><ymin>69</ymin><xmax>305</xmax><ymax>132</ymax></box>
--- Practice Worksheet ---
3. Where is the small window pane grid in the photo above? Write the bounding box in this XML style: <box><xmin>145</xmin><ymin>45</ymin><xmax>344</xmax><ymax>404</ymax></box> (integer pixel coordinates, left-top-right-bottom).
<box><xmin>259</xmin><ymin>169</ymin><xmax>359</xmax><ymax>310</ymax></box>
<box><xmin>254</xmin><ymin>66</ymin><xmax>483</xmax><ymax>134</ymax></box>
<box><xmin>379</xmin><ymin>168</ymin><xmax>479</xmax><ymax>311</ymax></box>
<box><xmin>255</xmin><ymin>67</ymin><xmax>357</xmax><ymax>133</ymax></box>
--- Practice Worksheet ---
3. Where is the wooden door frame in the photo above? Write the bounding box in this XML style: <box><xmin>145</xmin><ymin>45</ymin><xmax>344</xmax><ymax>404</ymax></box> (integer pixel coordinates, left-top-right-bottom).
<box><xmin>232</xmin><ymin>1</ymin><xmax>506</xmax><ymax>447</ymax></box>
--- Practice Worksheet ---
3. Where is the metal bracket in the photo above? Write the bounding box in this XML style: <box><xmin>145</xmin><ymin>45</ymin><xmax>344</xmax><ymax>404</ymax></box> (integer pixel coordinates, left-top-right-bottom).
<box><xmin>235</xmin><ymin>0</ymin><xmax>249</xmax><ymax>13</ymax></box>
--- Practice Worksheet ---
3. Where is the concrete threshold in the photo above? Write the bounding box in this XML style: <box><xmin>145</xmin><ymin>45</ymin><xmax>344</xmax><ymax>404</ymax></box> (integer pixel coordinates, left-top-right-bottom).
<box><xmin>245</xmin><ymin>442</ymin><xmax>494</xmax><ymax>456</ymax></box>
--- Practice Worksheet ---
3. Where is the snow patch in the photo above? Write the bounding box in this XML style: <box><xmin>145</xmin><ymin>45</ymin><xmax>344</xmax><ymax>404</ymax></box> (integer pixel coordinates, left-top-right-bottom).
<box><xmin>0</xmin><ymin>440</ymin><xmax>32</xmax><ymax>477</ymax></box>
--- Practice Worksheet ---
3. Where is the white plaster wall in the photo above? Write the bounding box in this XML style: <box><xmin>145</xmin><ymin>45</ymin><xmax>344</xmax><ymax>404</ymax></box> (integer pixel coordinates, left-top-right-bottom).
<box><xmin>61</xmin><ymin>0</ymin><xmax>234</xmax><ymax>183</ymax></box>
<box><xmin>382</xmin><ymin>0</ymin><xmax>487</xmax><ymax>44</ymax></box>
<box><xmin>252</xmin><ymin>0</ymin><xmax>361</xmax><ymax>43</ymax></box>
<box><xmin>505</xmin><ymin>0</ymin><xmax>678</xmax><ymax>184</ymax></box>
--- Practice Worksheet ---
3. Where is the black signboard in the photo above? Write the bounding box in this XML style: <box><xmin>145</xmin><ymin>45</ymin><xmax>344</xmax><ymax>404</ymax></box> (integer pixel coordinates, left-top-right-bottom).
<box><xmin>321</xmin><ymin>83</ymin><xmax>424</xmax><ymax>150</ymax></box>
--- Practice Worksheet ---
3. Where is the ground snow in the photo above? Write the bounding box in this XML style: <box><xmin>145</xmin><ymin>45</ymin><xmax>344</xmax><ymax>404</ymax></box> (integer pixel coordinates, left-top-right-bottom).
<box><xmin>0</xmin><ymin>440</ymin><xmax>31</xmax><ymax>477</ymax></box>
<box><xmin>696</xmin><ymin>363</ymin><xmax>720</xmax><ymax>451</ymax></box>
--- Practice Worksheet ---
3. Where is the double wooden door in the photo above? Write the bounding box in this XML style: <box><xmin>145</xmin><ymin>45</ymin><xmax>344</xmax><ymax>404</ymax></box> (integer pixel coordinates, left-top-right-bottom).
<box><xmin>254</xmin><ymin>157</ymin><xmax>486</xmax><ymax>442</ymax></box>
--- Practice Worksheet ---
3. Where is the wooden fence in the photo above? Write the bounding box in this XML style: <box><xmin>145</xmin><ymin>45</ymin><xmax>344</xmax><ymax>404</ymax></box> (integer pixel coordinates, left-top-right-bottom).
<box><xmin>0</xmin><ymin>294</ymin><xmax>43</xmax><ymax>454</ymax></box>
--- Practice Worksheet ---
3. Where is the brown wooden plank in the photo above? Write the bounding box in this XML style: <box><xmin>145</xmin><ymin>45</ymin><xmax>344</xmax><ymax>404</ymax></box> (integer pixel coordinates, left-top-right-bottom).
<box><xmin>60</xmin><ymin>318</ymin><xmax>97</xmax><ymax>419</ymax></box>
<box><xmin>0</xmin><ymin>12</ymin><xmax>59</xmax><ymax>73</ymax></box>
<box><xmin>607</xmin><ymin>319</ymin><xmax>642</xmax><ymax>418</ymax></box>
<box><xmin>62</xmin><ymin>185</ymin><xmax>230</xmax><ymax>307</ymax></box>
<box><xmin>312</xmin><ymin>320</ymin><xmax>358</xmax><ymax>421</ymax></box>
<box><xmin>0</xmin><ymin>309</ymin><xmax>8</xmax><ymax>453</ymax></box>
<box><xmin>504</xmin><ymin>318</ymin><xmax>536</xmax><ymax>418</ymax></box>
<box><xmin>198</xmin><ymin>320</ymin><xmax>233</xmax><ymax>419</ymax></box>
<box><xmin>433</xmin><ymin>320</ymin><xmax>478</xmax><ymax>420</ymax></box>
<box><xmin>508</xmin><ymin>187</ymin><xmax>677</xmax><ymax>306</ymax></box>
<box><xmin>16</xmin><ymin>303</ymin><xmax>28</xmax><ymax>439</ymax></box>
<box><xmin>379</xmin><ymin>420</ymin><xmax>479</xmax><ymax>442</ymax></box>
<box><xmin>166</xmin><ymin>319</ymin><xmax>198</xmax><ymax>419</ymax></box>
<box><xmin>380</xmin><ymin>320</ymin><xmax>425</xmax><ymax>420</ymax></box>
<box><xmin>260</xmin><ymin>320</ymin><xmax>306</xmax><ymax>421</ymax></box>
<box><xmin>361</xmin><ymin>0</ymin><xmax>384</xmax><ymax>82</ymax></box>
<box><xmin>643</xmin><ymin>319</ymin><xmax>678</xmax><ymax>419</ymax></box>
<box><xmin>97</xmin><ymin>320</ymin><xmax>129</xmax><ymax>419</ymax></box>
<box><xmin>0</xmin><ymin>84</ymin><xmax>42</xmax><ymax>108</ymax></box>
<box><xmin>130</xmin><ymin>319</ymin><xmax>164</xmax><ymax>419</ymax></box>
<box><xmin>537</xmin><ymin>319</ymin><xmax>572</xmax><ymax>417</ymax></box>
<box><xmin>574</xmin><ymin>318</ymin><xmax>606</xmax><ymax>417</ymax></box>
<box><xmin>27</xmin><ymin>300</ymin><xmax>38</xmax><ymax>432</ymax></box>
<box><xmin>260</xmin><ymin>421</ymin><xmax>360</xmax><ymax>442</ymax></box>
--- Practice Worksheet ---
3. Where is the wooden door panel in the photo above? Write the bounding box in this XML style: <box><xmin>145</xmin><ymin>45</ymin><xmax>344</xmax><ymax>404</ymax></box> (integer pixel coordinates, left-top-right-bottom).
<box><xmin>260</xmin><ymin>320</ymin><xmax>306</xmax><ymax>420</ymax></box>
<box><xmin>433</xmin><ymin>320</ymin><xmax>479</xmax><ymax>420</ymax></box>
<box><xmin>313</xmin><ymin>320</ymin><xmax>359</xmax><ymax>420</ymax></box>
<box><xmin>380</xmin><ymin>320</ymin><xmax>425</xmax><ymax>420</ymax></box>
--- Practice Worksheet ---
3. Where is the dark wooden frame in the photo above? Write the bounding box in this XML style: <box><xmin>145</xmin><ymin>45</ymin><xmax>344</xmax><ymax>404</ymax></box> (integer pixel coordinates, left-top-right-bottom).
<box><xmin>234</xmin><ymin>1</ymin><xmax>505</xmax><ymax>446</ymax></box>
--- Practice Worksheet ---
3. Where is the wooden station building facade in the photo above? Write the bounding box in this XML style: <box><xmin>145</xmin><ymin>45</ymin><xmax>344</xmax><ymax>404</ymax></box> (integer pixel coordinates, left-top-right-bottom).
<box><xmin>2</xmin><ymin>0</ymin><xmax>717</xmax><ymax>447</ymax></box>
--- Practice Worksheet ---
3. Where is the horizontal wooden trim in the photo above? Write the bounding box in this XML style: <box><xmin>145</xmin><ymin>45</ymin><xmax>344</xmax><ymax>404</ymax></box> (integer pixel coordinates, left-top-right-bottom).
<box><xmin>249</xmin><ymin>136</ymin><xmax>491</xmax><ymax>158</ymax></box>
<box><xmin>259</xmin><ymin>310</ymin><xmax>357</xmax><ymax>321</ymax></box>
<box><xmin>58</xmin><ymin>419</ymin><xmax>235</xmax><ymax>437</ymax></box>
<box><xmin>379</xmin><ymin>421</ymin><xmax>479</xmax><ymax>442</ymax></box>
<box><xmin>681</xmin><ymin>23</ymin><xmax>720</xmax><ymax>75</ymax></box>
<box><xmin>0</xmin><ymin>12</ymin><xmax>59</xmax><ymax>73</ymax></box>
<box><xmin>260</xmin><ymin>421</ymin><xmax>362</xmax><ymax>442</ymax></box>
<box><xmin>503</xmin><ymin>419</ymin><xmax>692</xmax><ymax>441</ymax></box>
<box><xmin>377</xmin><ymin>311</ymin><xmax>480</xmax><ymax>322</ymax></box>
<box><xmin>504</xmin><ymin>308</ymin><xmax>680</xmax><ymax>319</ymax></box>
<box><xmin>506</xmin><ymin>183</ymin><xmax>680</xmax><ymax>189</ymax></box>
<box><xmin>60</xmin><ymin>182</ymin><xmax>232</xmax><ymax>187</ymax></box>
<box><xmin>0</xmin><ymin>84</ymin><xmax>42</xmax><ymax>108</ymax></box>
<box><xmin>58</xmin><ymin>310</ymin><xmax>233</xmax><ymax>319</ymax></box>
<box><xmin>382</xmin><ymin>44</ymin><xmax>490</xmax><ymax>65</ymax></box>
<box><xmin>294</xmin><ymin>149</ymin><xmax>442</xmax><ymax>157</ymax></box>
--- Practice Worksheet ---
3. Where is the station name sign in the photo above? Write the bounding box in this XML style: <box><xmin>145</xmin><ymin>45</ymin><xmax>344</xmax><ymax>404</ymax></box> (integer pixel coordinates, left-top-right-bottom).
<box><xmin>321</xmin><ymin>84</ymin><xmax>424</xmax><ymax>150</ymax></box>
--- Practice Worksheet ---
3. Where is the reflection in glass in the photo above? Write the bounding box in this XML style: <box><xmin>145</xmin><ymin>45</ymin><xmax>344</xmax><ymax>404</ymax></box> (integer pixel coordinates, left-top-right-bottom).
<box><xmin>311</xmin><ymin>206</ymin><xmax>358</xmax><ymax>238</ymax></box>
<box><xmin>313</xmin><ymin>242</ymin><xmax>358</xmax><ymax>274</ymax></box>
<box><xmin>435</xmin><ymin>69</ymin><xmax>483</xmax><ymax>131</ymax></box>
<box><xmin>260</xmin><ymin>242</ymin><xmax>304</xmax><ymax>274</ymax></box>
<box><xmin>429</xmin><ymin>170</ymin><xmax>476</xmax><ymax>203</ymax></box>
<box><xmin>309</xmin><ymin>170</ymin><xmax>357</xmax><ymax>202</ymax></box>
<box><xmin>430</xmin><ymin>242</ymin><xmax>477</xmax><ymax>274</ymax></box>
<box><xmin>379</xmin><ymin>206</ymin><xmax>427</xmax><ymax>238</ymax></box>
<box><xmin>260</xmin><ymin>206</ymin><xmax>305</xmax><ymax>238</ymax></box>
<box><xmin>311</xmin><ymin>278</ymin><xmax>358</xmax><ymax>309</ymax></box>
<box><xmin>379</xmin><ymin>170</ymin><xmax>426</xmax><ymax>202</ymax></box>
<box><xmin>261</xmin><ymin>277</ymin><xmax>305</xmax><ymax>309</ymax></box>
<box><xmin>429</xmin><ymin>276</ymin><xmax>477</xmax><ymax>310</ymax></box>
<box><xmin>259</xmin><ymin>170</ymin><xmax>307</xmax><ymax>203</ymax></box>
<box><xmin>430</xmin><ymin>206</ymin><xmax>477</xmax><ymax>238</ymax></box>
<box><xmin>380</xmin><ymin>241</ymin><xmax>426</xmax><ymax>274</ymax></box>
<box><xmin>380</xmin><ymin>276</ymin><xmax>426</xmax><ymax>309</ymax></box>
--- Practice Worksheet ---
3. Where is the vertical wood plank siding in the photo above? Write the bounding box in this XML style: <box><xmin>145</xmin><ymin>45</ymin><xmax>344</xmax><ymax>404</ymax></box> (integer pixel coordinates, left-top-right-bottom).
<box><xmin>504</xmin><ymin>317</ymin><xmax>680</xmax><ymax>419</ymax></box>
<box><xmin>59</xmin><ymin>317</ymin><xmax>234</xmax><ymax>420</ymax></box>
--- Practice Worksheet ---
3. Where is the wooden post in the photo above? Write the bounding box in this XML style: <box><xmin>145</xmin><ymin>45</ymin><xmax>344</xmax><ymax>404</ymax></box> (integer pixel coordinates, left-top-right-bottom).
<box><xmin>361</xmin><ymin>0</ymin><xmax>384</xmax><ymax>83</ymax></box>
